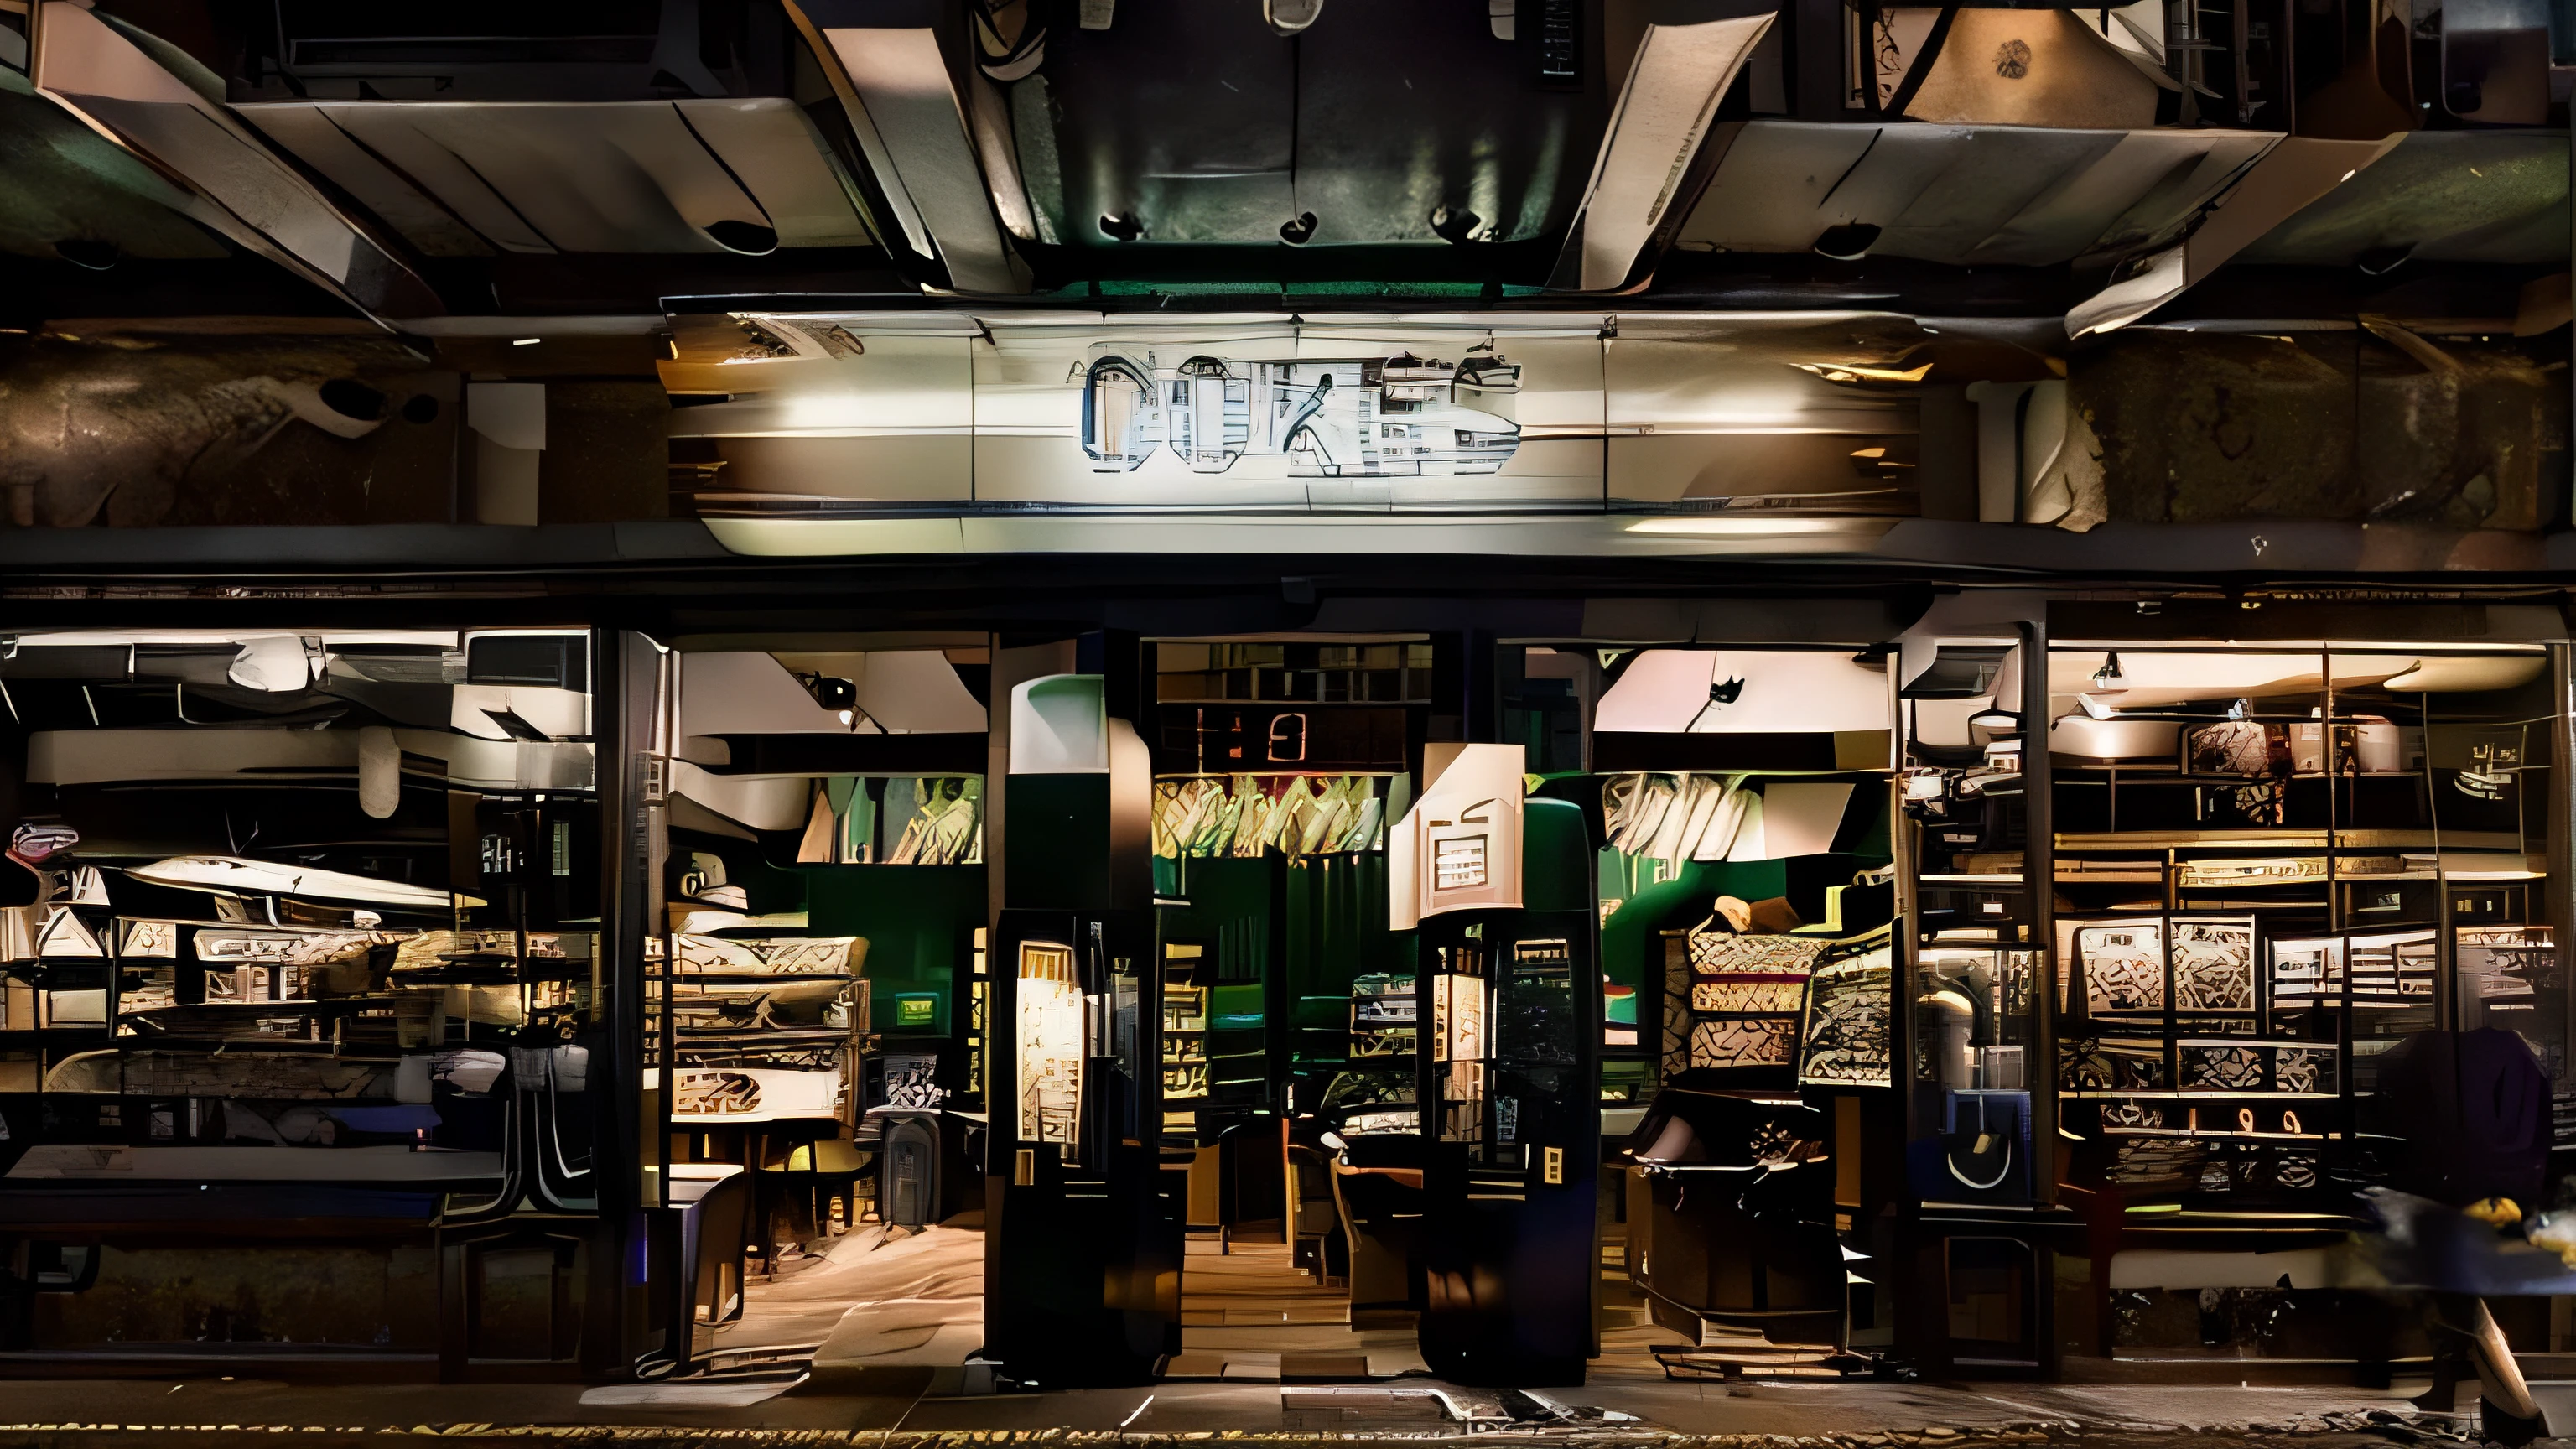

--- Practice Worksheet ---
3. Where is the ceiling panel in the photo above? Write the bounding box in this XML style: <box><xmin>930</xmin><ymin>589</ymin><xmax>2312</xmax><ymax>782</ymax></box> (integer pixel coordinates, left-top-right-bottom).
<box><xmin>2231</xmin><ymin>130</ymin><xmax>2569</xmax><ymax>266</ymax></box>
<box><xmin>673</xmin><ymin>98</ymin><xmax>872</xmax><ymax>249</ymax></box>
<box><xmin>1291</xmin><ymin>0</ymin><xmax>1594</xmax><ymax>247</ymax></box>
<box><xmin>0</xmin><ymin>72</ymin><xmax>227</xmax><ymax>261</ymax></box>
<box><xmin>244</xmin><ymin>100</ymin><xmax>871</xmax><ymax>256</ymax></box>
<box><xmin>1680</xmin><ymin>121</ymin><xmax>2281</xmax><ymax>267</ymax></box>
<box><xmin>238</xmin><ymin>103</ymin><xmax>492</xmax><ymax>257</ymax></box>
<box><xmin>1031</xmin><ymin>0</ymin><xmax>1294</xmax><ymax>245</ymax></box>
<box><xmin>245</xmin><ymin>102</ymin><xmax>555</xmax><ymax>252</ymax></box>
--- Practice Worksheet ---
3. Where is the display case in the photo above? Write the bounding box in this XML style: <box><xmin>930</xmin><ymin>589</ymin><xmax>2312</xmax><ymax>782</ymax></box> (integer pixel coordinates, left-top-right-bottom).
<box><xmin>1662</xmin><ymin>917</ymin><xmax>1828</xmax><ymax>1078</ymax></box>
<box><xmin>2022</xmin><ymin>635</ymin><xmax>2570</xmax><ymax>1365</ymax></box>
<box><xmin>1909</xmin><ymin>944</ymin><xmax>2038</xmax><ymax>1206</ymax></box>
<box><xmin>0</xmin><ymin>628</ymin><xmax>601</xmax><ymax>1200</ymax></box>
<box><xmin>2044</xmin><ymin>644</ymin><xmax>2559</xmax><ymax>1214</ymax></box>
<box><xmin>1896</xmin><ymin>631</ymin><xmax>2059</xmax><ymax>1370</ymax></box>
<box><xmin>654</xmin><ymin>792</ymin><xmax>983</xmax><ymax>1166</ymax></box>
<box><xmin>1014</xmin><ymin>938</ymin><xmax>1084</xmax><ymax>1150</ymax></box>
<box><xmin>1431</xmin><ymin>929</ymin><xmax>1587</xmax><ymax>1176</ymax></box>
<box><xmin>664</xmin><ymin>933</ymin><xmax>865</xmax><ymax>1127</ymax></box>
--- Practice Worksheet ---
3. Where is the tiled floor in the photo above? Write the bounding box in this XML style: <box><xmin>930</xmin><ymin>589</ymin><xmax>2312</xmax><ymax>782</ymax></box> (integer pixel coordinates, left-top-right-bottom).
<box><xmin>789</xmin><ymin>1217</ymin><xmax>986</xmax><ymax>1375</ymax></box>
<box><xmin>0</xmin><ymin>1205</ymin><xmax>2493</xmax><ymax>1442</ymax></box>
<box><xmin>1168</xmin><ymin>1235</ymin><xmax>1427</xmax><ymax>1381</ymax></box>
<box><xmin>1594</xmin><ymin>1208</ymin><xmax>1670</xmax><ymax>1379</ymax></box>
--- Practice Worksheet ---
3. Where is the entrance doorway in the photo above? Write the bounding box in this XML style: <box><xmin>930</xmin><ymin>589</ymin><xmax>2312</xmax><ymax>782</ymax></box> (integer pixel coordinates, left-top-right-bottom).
<box><xmin>642</xmin><ymin>636</ymin><xmax>993</xmax><ymax>1381</ymax></box>
<box><xmin>1150</xmin><ymin>639</ymin><xmax>1435</xmax><ymax>1381</ymax></box>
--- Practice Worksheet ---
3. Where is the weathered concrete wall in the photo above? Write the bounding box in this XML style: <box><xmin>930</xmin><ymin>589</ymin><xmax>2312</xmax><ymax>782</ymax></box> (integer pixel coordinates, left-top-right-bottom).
<box><xmin>0</xmin><ymin>330</ymin><xmax>456</xmax><ymax>527</ymax></box>
<box><xmin>2075</xmin><ymin>328</ymin><xmax>2569</xmax><ymax>531</ymax></box>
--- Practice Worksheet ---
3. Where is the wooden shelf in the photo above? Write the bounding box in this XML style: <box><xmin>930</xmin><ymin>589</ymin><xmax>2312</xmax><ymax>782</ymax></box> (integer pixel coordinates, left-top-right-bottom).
<box><xmin>671</xmin><ymin>1026</ymin><xmax>857</xmax><ymax>1046</ymax></box>
<box><xmin>1925</xmin><ymin>870</ymin><xmax>2203</xmax><ymax>885</ymax></box>
<box><xmin>2064</xmin><ymin>1090</ymin><xmax>2340</xmax><ymax>1100</ymax></box>
<box><xmin>2104</xmin><ymin>1128</ymin><xmax>2345</xmax><ymax>1142</ymax></box>
<box><xmin>2059</xmin><ymin>829</ymin><xmax>2520</xmax><ymax>850</ymax></box>
<box><xmin>2058</xmin><ymin>770</ymin><xmax>2428</xmax><ymax>782</ymax></box>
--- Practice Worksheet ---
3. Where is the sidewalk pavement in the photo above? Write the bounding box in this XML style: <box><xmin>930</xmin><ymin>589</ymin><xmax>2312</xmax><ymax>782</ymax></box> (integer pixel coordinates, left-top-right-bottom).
<box><xmin>0</xmin><ymin>1370</ymin><xmax>2521</xmax><ymax>1448</ymax></box>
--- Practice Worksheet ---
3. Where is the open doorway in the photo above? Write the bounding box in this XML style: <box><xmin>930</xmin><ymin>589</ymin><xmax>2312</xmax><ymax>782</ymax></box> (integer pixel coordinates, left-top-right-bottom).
<box><xmin>647</xmin><ymin>637</ymin><xmax>992</xmax><ymax>1383</ymax></box>
<box><xmin>1148</xmin><ymin>639</ymin><xmax>1434</xmax><ymax>1382</ymax></box>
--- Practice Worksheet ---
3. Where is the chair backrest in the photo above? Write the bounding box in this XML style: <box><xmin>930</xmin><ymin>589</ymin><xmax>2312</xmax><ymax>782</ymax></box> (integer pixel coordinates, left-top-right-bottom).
<box><xmin>1290</xmin><ymin>1147</ymin><xmax>1336</xmax><ymax>1233</ymax></box>
<box><xmin>877</xmin><ymin>1114</ymin><xmax>942</xmax><ymax>1228</ymax></box>
<box><xmin>693</xmin><ymin>1174</ymin><xmax>754</xmax><ymax>1324</ymax></box>
<box><xmin>1187</xmin><ymin>1142</ymin><xmax>1223</xmax><ymax>1225</ymax></box>
<box><xmin>1324</xmin><ymin>1159</ymin><xmax>1359</xmax><ymax>1250</ymax></box>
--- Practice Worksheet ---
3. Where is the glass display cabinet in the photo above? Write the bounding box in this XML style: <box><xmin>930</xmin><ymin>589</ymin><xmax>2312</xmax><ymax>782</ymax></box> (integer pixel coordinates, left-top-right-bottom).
<box><xmin>1899</xmin><ymin>631</ymin><xmax>2054</xmax><ymax>1370</ymax></box>
<box><xmin>2041</xmin><ymin>633</ymin><xmax>2567</xmax><ymax>1368</ymax></box>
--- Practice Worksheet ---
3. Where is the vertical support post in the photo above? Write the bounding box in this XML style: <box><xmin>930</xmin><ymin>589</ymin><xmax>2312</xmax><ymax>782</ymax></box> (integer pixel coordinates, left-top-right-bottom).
<box><xmin>2019</xmin><ymin>622</ymin><xmax>2055</xmax><ymax>1202</ymax></box>
<box><xmin>1790</xmin><ymin>0</ymin><xmax>1850</xmax><ymax>117</ymax></box>
<box><xmin>1466</xmin><ymin>630</ymin><xmax>1501</xmax><ymax>745</ymax></box>
<box><xmin>439</xmin><ymin>1238</ymin><xmax>470</xmax><ymax>1381</ymax></box>
<box><xmin>2018</xmin><ymin>620</ymin><xmax>2059</xmax><ymax>1379</ymax></box>
<box><xmin>2552</xmin><ymin>644</ymin><xmax>2575</xmax><ymax>1120</ymax></box>
<box><xmin>984</xmin><ymin>636</ymin><xmax>1074</xmax><ymax>1339</ymax></box>
<box><xmin>589</xmin><ymin>627</ymin><xmax>662</xmax><ymax>1376</ymax></box>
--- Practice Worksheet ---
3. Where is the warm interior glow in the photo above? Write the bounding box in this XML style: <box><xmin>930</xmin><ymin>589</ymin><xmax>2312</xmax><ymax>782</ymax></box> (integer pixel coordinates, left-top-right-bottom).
<box><xmin>1625</xmin><ymin>516</ymin><xmax>1860</xmax><ymax>536</ymax></box>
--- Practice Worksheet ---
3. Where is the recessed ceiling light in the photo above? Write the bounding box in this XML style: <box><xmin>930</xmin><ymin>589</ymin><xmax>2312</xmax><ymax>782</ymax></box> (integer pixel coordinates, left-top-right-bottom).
<box><xmin>511</xmin><ymin>337</ymin><xmax>541</xmax><ymax>346</ymax></box>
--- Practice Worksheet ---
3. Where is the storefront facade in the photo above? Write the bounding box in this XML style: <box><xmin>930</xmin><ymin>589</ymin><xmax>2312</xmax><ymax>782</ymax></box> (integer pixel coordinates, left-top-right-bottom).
<box><xmin>0</xmin><ymin>0</ymin><xmax>2569</xmax><ymax>1406</ymax></box>
<box><xmin>0</xmin><ymin>565</ymin><xmax>2558</xmax><ymax>1389</ymax></box>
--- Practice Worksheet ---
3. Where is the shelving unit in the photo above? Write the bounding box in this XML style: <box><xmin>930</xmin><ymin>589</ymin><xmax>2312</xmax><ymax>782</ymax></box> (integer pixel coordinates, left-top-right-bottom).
<box><xmin>649</xmin><ymin>752</ymin><xmax>990</xmax><ymax>1204</ymax></box>
<box><xmin>1348</xmin><ymin>971</ymin><xmax>1416</xmax><ymax>1061</ymax></box>
<box><xmin>1154</xmin><ymin>641</ymin><xmax>1436</xmax><ymax>705</ymax></box>
<box><xmin>664</xmin><ymin>932</ymin><xmax>865</xmax><ymax>1127</ymax></box>
<box><xmin>2028</xmin><ymin>644</ymin><xmax>2563</xmax><ymax>1252</ymax></box>
<box><xmin>1161</xmin><ymin>941</ymin><xmax>1210</xmax><ymax>1104</ymax></box>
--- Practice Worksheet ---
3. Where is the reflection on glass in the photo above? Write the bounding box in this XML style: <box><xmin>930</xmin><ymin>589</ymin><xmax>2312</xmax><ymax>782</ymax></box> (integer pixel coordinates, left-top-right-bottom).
<box><xmin>1016</xmin><ymin>941</ymin><xmax>1083</xmax><ymax>1147</ymax></box>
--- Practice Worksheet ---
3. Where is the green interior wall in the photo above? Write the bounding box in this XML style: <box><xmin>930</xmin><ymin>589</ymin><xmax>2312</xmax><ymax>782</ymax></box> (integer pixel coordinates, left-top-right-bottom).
<box><xmin>1599</xmin><ymin>857</ymin><xmax>1789</xmax><ymax>998</ymax></box>
<box><xmin>803</xmin><ymin>864</ymin><xmax>987</xmax><ymax>1036</ymax></box>
<box><xmin>1157</xmin><ymin>855</ymin><xmax>1276</xmax><ymax>1098</ymax></box>
<box><xmin>1282</xmin><ymin>852</ymin><xmax>1411</xmax><ymax>1064</ymax></box>
<box><xmin>1525</xmin><ymin>797</ymin><xmax>1592</xmax><ymax>912</ymax></box>
<box><xmin>1156</xmin><ymin>850</ymin><xmax>1416</xmax><ymax>1074</ymax></box>
<box><xmin>1594</xmin><ymin>780</ymin><xmax>1894</xmax><ymax>996</ymax></box>
<box><xmin>1157</xmin><ymin>856</ymin><xmax>1274</xmax><ymax>985</ymax></box>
